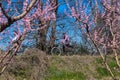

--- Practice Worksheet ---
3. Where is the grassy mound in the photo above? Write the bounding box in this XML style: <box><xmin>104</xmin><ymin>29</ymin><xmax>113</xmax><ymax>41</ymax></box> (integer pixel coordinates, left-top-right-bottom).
<box><xmin>0</xmin><ymin>48</ymin><xmax>48</xmax><ymax>80</ymax></box>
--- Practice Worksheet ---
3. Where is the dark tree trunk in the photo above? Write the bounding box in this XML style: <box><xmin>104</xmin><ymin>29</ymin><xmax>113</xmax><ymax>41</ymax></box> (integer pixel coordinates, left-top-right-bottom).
<box><xmin>36</xmin><ymin>21</ymin><xmax>50</xmax><ymax>51</ymax></box>
<box><xmin>49</xmin><ymin>0</ymin><xmax>58</xmax><ymax>48</ymax></box>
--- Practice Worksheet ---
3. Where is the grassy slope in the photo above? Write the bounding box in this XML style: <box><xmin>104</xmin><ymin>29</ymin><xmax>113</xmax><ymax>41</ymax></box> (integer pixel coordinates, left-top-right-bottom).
<box><xmin>0</xmin><ymin>51</ymin><xmax>120</xmax><ymax>80</ymax></box>
<box><xmin>46</xmin><ymin>55</ymin><xmax>120</xmax><ymax>80</ymax></box>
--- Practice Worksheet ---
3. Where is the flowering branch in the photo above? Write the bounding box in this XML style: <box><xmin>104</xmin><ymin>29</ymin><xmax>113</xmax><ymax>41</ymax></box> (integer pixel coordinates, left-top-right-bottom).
<box><xmin>0</xmin><ymin>0</ymin><xmax>37</xmax><ymax>32</ymax></box>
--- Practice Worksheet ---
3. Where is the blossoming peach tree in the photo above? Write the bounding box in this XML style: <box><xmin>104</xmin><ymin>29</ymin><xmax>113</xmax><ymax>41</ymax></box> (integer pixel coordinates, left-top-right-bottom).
<box><xmin>0</xmin><ymin>0</ymin><xmax>56</xmax><ymax>75</ymax></box>
<box><xmin>66</xmin><ymin>0</ymin><xmax>120</xmax><ymax>79</ymax></box>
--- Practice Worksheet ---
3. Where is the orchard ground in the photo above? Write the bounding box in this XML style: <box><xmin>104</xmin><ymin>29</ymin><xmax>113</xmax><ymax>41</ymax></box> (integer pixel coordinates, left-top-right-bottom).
<box><xmin>0</xmin><ymin>48</ymin><xmax>120</xmax><ymax>80</ymax></box>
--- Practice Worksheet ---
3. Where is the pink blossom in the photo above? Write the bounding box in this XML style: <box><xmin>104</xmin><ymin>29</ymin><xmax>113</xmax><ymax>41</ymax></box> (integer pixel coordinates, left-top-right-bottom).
<box><xmin>23</xmin><ymin>0</ymin><xmax>29</xmax><ymax>11</ymax></box>
<box><xmin>94</xmin><ymin>30</ymin><xmax>98</xmax><ymax>41</ymax></box>
<box><xmin>99</xmin><ymin>38</ymin><xmax>104</xmax><ymax>43</ymax></box>
<box><xmin>6</xmin><ymin>0</ymin><xmax>11</xmax><ymax>5</ymax></box>
<box><xmin>71</xmin><ymin>7</ymin><xmax>76</xmax><ymax>17</ymax></box>
<box><xmin>117</xmin><ymin>16</ymin><xmax>120</xmax><ymax>20</ymax></box>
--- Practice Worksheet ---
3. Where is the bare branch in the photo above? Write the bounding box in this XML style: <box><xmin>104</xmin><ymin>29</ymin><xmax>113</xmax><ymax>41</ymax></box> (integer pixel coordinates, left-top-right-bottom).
<box><xmin>13</xmin><ymin>0</ymin><xmax>37</xmax><ymax>20</ymax></box>
<box><xmin>0</xmin><ymin>3</ymin><xmax>11</xmax><ymax>19</ymax></box>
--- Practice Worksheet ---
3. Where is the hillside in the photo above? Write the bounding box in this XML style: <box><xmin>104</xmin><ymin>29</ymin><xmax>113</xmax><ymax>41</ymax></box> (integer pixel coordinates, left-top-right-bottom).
<box><xmin>0</xmin><ymin>48</ymin><xmax>120</xmax><ymax>80</ymax></box>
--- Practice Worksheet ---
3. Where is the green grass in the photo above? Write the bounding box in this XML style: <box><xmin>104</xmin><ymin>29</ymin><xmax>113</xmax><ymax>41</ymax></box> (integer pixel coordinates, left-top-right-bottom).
<box><xmin>95</xmin><ymin>58</ymin><xmax>103</xmax><ymax>64</ymax></box>
<box><xmin>108</xmin><ymin>60</ymin><xmax>118</xmax><ymax>68</ymax></box>
<box><xmin>96</xmin><ymin>56</ymin><xmax>120</xmax><ymax>77</ymax></box>
<box><xmin>96</xmin><ymin>67</ymin><xmax>110</xmax><ymax>77</ymax></box>
<box><xmin>46</xmin><ymin>66</ymin><xmax>86</xmax><ymax>80</ymax></box>
<box><xmin>108</xmin><ymin>59</ymin><xmax>120</xmax><ymax>76</ymax></box>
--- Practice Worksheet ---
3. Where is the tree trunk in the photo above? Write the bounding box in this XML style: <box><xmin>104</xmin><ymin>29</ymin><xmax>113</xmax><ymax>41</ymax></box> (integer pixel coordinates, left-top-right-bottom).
<box><xmin>49</xmin><ymin>20</ymin><xmax>56</xmax><ymax>48</ymax></box>
<box><xmin>36</xmin><ymin>21</ymin><xmax>50</xmax><ymax>51</ymax></box>
<box><xmin>49</xmin><ymin>0</ymin><xmax>58</xmax><ymax>48</ymax></box>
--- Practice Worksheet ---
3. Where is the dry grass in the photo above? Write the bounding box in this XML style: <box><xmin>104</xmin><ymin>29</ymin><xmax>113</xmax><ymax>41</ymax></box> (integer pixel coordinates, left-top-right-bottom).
<box><xmin>0</xmin><ymin>48</ymin><xmax>48</xmax><ymax>80</ymax></box>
